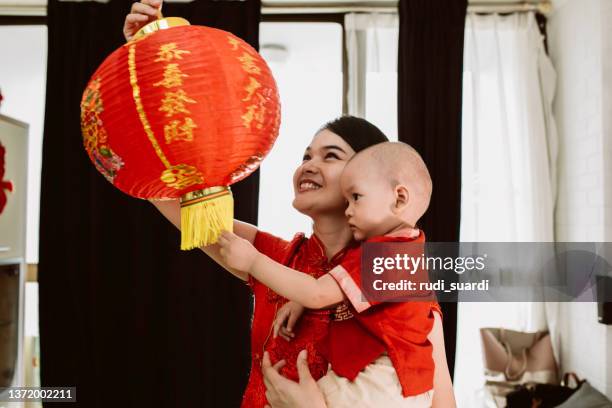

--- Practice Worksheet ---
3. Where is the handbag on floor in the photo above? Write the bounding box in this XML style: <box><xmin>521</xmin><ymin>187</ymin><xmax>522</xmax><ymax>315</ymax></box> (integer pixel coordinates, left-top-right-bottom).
<box><xmin>556</xmin><ymin>379</ymin><xmax>612</xmax><ymax>408</ymax></box>
<box><xmin>480</xmin><ymin>328</ymin><xmax>558</xmax><ymax>407</ymax></box>
<box><xmin>505</xmin><ymin>373</ymin><xmax>582</xmax><ymax>408</ymax></box>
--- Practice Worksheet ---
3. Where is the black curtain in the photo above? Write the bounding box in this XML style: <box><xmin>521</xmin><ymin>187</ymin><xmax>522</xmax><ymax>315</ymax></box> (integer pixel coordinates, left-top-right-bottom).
<box><xmin>398</xmin><ymin>0</ymin><xmax>467</xmax><ymax>379</ymax></box>
<box><xmin>38</xmin><ymin>1</ymin><xmax>260</xmax><ymax>406</ymax></box>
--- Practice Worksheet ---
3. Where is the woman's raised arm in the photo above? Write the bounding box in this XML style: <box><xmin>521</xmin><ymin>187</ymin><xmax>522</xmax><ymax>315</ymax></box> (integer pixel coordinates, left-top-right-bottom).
<box><xmin>150</xmin><ymin>199</ymin><xmax>258</xmax><ymax>281</ymax></box>
<box><xmin>124</xmin><ymin>0</ymin><xmax>162</xmax><ymax>41</ymax></box>
<box><xmin>125</xmin><ymin>0</ymin><xmax>257</xmax><ymax>281</ymax></box>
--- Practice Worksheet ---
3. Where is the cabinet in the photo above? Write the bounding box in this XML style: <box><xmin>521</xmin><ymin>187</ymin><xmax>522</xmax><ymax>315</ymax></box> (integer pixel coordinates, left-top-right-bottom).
<box><xmin>0</xmin><ymin>113</ymin><xmax>28</xmax><ymax>397</ymax></box>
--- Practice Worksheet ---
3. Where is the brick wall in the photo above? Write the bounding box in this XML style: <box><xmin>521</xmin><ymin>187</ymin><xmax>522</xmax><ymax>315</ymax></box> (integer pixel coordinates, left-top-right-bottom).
<box><xmin>548</xmin><ymin>0</ymin><xmax>612</xmax><ymax>397</ymax></box>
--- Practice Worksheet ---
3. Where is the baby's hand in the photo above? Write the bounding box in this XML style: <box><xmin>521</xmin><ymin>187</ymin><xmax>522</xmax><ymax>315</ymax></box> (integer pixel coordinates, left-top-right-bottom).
<box><xmin>218</xmin><ymin>231</ymin><xmax>260</xmax><ymax>272</ymax></box>
<box><xmin>274</xmin><ymin>301</ymin><xmax>304</xmax><ymax>341</ymax></box>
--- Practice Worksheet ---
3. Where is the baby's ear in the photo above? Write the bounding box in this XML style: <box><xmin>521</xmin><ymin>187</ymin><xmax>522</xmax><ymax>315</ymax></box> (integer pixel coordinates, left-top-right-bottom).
<box><xmin>394</xmin><ymin>184</ymin><xmax>410</xmax><ymax>212</ymax></box>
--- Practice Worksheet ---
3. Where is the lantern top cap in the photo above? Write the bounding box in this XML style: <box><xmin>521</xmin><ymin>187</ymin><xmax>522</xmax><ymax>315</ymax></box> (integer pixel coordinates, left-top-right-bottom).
<box><xmin>132</xmin><ymin>17</ymin><xmax>191</xmax><ymax>41</ymax></box>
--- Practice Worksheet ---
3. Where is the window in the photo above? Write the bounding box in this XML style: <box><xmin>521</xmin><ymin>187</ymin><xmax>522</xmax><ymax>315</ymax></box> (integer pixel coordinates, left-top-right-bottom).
<box><xmin>258</xmin><ymin>21</ymin><xmax>343</xmax><ymax>239</ymax></box>
<box><xmin>345</xmin><ymin>13</ymin><xmax>399</xmax><ymax>140</ymax></box>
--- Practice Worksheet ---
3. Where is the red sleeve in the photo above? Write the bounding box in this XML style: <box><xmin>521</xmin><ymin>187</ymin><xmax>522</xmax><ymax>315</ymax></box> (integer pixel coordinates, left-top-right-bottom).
<box><xmin>253</xmin><ymin>230</ymin><xmax>291</xmax><ymax>263</ymax></box>
<box><xmin>329</xmin><ymin>246</ymin><xmax>380</xmax><ymax>313</ymax></box>
<box><xmin>329</xmin><ymin>239</ymin><xmax>439</xmax><ymax>314</ymax></box>
<box><xmin>430</xmin><ymin>301</ymin><xmax>442</xmax><ymax>319</ymax></box>
<box><xmin>249</xmin><ymin>230</ymin><xmax>304</xmax><ymax>287</ymax></box>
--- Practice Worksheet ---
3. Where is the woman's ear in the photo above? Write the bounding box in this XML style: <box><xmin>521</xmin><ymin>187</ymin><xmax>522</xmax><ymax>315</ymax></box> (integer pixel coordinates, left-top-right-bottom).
<box><xmin>394</xmin><ymin>184</ymin><xmax>410</xmax><ymax>213</ymax></box>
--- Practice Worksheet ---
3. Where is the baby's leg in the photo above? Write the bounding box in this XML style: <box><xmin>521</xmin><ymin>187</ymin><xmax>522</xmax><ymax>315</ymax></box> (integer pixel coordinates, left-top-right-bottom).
<box><xmin>317</xmin><ymin>356</ymin><xmax>433</xmax><ymax>408</ymax></box>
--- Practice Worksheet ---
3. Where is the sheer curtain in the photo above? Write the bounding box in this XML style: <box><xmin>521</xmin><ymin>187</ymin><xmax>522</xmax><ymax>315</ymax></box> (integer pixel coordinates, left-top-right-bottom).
<box><xmin>345</xmin><ymin>12</ymin><xmax>399</xmax><ymax>139</ymax></box>
<box><xmin>454</xmin><ymin>12</ymin><xmax>559</xmax><ymax>407</ymax></box>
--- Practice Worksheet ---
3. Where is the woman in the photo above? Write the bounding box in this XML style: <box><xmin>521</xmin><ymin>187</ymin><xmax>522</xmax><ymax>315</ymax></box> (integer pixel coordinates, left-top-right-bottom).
<box><xmin>124</xmin><ymin>4</ymin><xmax>455</xmax><ymax>407</ymax></box>
<box><xmin>149</xmin><ymin>119</ymin><xmax>388</xmax><ymax>408</ymax></box>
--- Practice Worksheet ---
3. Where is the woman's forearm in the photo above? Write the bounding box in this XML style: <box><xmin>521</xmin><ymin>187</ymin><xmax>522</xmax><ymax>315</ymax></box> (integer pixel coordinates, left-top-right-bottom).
<box><xmin>149</xmin><ymin>199</ymin><xmax>255</xmax><ymax>281</ymax></box>
<box><xmin>430</xmin><ymin>311</ymin><xmax>457</xmax><ymax>408</ymax></box>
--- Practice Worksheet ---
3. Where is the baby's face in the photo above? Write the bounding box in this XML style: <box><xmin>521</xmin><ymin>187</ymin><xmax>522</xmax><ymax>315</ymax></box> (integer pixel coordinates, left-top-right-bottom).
<box><xmin>340</xmin><ymin>161</ymin><xmax>398</xmax><ymax>241</ymax></box>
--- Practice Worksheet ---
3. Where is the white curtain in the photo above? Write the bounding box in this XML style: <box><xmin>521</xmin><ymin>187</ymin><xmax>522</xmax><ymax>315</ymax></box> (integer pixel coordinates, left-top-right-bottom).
<box><xmin>455</xmin><ymin>12</ymin><xmax>559</xmax><ymax>407</ymax></box>
<box><xmin>344</xmin><ymin>12</ymin><xmax>398</xmax><ymax>139</ymax></box>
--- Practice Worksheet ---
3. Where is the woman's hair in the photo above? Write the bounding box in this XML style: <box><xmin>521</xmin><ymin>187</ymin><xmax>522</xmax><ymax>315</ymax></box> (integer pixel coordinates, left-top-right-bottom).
<box><xmin>320</xmin><ymin>115</ymin><xmax>389</xmax><ymax>153</ymax></box>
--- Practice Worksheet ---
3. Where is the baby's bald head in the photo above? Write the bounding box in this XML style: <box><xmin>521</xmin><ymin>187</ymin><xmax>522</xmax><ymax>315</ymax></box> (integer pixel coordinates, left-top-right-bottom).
<box><xmin>344</xmin><ymin>142</ymin><xmax>432</xmax><ymax>224</ymax></box>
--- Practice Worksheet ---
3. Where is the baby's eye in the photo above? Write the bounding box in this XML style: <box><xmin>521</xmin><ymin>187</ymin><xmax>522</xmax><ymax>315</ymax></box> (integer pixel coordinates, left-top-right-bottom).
<box><xmin>352</xmin><ymin>193</ymin><xmax>361</xmax><ymax>201</ymax></box>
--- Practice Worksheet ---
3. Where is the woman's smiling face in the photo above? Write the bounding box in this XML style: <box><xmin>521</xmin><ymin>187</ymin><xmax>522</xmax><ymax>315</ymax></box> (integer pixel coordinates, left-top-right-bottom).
<box><xmin>292</xmin><ymin>129</ymin><xmax>356</xmax><ymax>217</ymax></box>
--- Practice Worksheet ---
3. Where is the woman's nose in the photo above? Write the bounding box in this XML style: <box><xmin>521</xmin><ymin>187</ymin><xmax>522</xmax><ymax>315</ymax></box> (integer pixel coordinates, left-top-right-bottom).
<box><xmin>301</xmin><ymin>160</ymin><xmax>319</xmax><ymax>174</ymax></box>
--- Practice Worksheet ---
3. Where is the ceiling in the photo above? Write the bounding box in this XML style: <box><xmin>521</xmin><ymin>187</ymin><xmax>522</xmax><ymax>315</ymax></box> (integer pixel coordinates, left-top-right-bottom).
<box><xmin>0</xmin><ymin>0</ymin><xmax>560</xmax><ymax>16</ymax></box>
<box><xmin>0</xmin><ymin>0</ymin><xmax>550</xmax><ymax>5</ymax></box>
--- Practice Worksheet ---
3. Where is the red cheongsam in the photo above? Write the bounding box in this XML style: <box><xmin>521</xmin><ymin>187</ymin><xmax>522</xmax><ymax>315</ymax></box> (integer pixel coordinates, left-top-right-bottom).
<box><xmin>241</xmin><ymin>231</ymin><xmax>354</xmax><ymax>408</ymax></box>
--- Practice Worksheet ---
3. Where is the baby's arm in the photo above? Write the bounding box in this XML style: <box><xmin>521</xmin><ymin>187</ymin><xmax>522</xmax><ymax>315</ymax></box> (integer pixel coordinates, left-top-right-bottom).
<box><xmin>218</xmin><ymin>231</ymin><xmax>344</xmax><ymax>309</ymax></box>
<box><xmin>429</xmin><ymin>311</ymin><xmax>457</xmax><ymax>408</ymax></box>
<box><xmin>149</xmin><ymin>199</ymin><xmax>256</xmax><ymax>281</ymax></box>
<box><xmin>250</xmin><ymin>255</ymin><xmax>343</xmax><ymax>309</ymax></box>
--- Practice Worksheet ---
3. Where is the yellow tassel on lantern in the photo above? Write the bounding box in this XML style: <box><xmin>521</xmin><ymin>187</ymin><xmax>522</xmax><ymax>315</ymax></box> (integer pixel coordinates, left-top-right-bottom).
<box><xmin>180</xmin><ymin>186</ymin><xmax>233</xmax><ymax>250</ymax></box>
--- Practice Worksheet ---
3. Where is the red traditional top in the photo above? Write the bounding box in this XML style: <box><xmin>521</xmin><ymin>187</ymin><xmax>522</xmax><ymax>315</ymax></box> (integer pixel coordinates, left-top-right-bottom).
<box><xmin>241</xmin><ymin>230</ymin><xmax>354</xmax><ymax>408</ymax></box>
<box><xmin>327</xmin><ymin>230</ymin><xmax>441</xmax><ymax>397</ymax></box>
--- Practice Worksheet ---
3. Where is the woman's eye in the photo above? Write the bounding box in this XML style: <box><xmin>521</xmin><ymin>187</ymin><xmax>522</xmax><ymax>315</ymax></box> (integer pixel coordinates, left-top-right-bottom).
<box><xmin>302</xmin><ymin>154</ymin><xmax>311</xmax><ymax>161</ymax></box>
<box><xmin>325</xmin><ymin>153</ymin><xmax>339</xmax><ymax>160</ymax></box>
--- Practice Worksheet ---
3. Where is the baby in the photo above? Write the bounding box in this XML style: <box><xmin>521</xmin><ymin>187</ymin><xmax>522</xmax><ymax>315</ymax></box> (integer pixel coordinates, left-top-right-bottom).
<box><xmin>220</xmin><ymin>142</ymin><xmax>446</xmax><ymax>407</ymax></box>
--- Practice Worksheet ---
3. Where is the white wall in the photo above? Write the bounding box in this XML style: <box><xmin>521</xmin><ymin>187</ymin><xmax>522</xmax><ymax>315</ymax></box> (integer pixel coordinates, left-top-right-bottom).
<box><xmin>603</xmin><ymin>0</ymin><xmax>612</xmax><ymax>243</ymax></box>
<box><xmin>548</xmin><ymin>0</ymin><xmax>612</xmax><ymax>396</ymax></box>
<box><xmin>602</xmin><ymin>0</ymin><xmax>612</xmax><ymax>394</ymax></box>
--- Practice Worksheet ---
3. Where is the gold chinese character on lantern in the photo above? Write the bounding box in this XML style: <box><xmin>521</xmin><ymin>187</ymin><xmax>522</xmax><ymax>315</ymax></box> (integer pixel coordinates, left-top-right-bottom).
<box><xmin>238</xmin><ymin>53</ymin><xmax>262</xmax><ymax>75</ymax></box>
<box><xmin>155</xmin><ymin>43</ymin><xmax>191</xmax><ymax>63</ymax></box>
<box><xmin>242</xmin><ymin>94</ymin><xmax>266</xmax><ymax>130</ymax></box>
<box><xmin>164</xmin><ymin>117</ymin><xmax>197</xmax><ymax>144</ymax></box>
<box><xmin>154</xmin><ymin>63</ymin><xmax>188</xmax><ymax>89</ymax></box>
<box><xmin>160</xmin><ymin>163</ymin><xmax>204</xmax><ymax>190</ymax></box>
<box><xmin>159</xmin><ymin>89</ymin><xmax>196</xmax><ymax>117</ymax></box>
<box><xmin>243</xmin><ymin>77</ymin><xmax>261</xmax><ymax>102</ymax></box>
<box><xmin>228</xmin><ymin>37</ymin><xmax>240</xmax><ymax>51</ymax></box>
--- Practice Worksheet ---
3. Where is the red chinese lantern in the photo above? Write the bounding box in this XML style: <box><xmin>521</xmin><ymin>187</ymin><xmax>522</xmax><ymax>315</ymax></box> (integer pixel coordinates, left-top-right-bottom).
<box><xmin>81</xmin><ymin>17</ymin><xmax>280</xmax><ymax>249</ymax></box>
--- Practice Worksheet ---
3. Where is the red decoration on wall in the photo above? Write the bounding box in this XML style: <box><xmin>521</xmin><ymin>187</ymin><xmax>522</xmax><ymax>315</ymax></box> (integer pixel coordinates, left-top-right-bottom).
<box><xmin>0</xmin><ymin>140</ymin><xmax>14</xmax><ymax>216</ymax></box>
<box><xmin>81</xmin><ymin>18</ymin><xmax>281</xmax><ymax>249</ymax></box>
